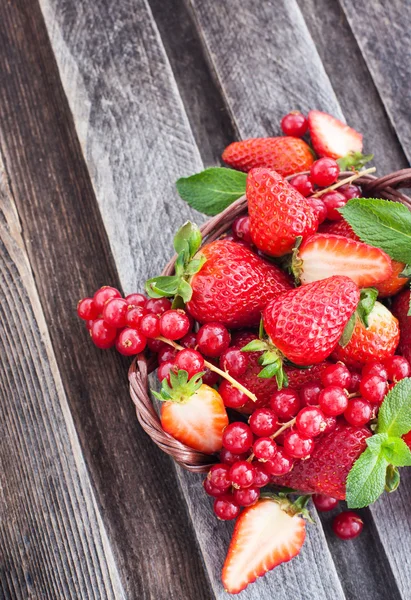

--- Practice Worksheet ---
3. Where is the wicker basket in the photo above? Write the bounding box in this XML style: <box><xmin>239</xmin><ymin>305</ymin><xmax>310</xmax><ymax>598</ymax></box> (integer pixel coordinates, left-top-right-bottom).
<box><xmin>129</xmin><ymin>168</ymin><xmax>411</xmax><ymax>473</ymax></box>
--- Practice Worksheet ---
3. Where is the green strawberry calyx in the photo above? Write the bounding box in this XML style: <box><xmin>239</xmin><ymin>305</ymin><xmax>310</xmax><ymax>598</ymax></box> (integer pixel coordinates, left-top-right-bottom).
<box><xmin>339</xmin><ymin>287</ymin><xmax>378</xmax><ymax>348</ymax></box>
<box><xmin>145</xmin><ymin>221</ymin><xmax>206</xmax><ymax>304</ymax></box>
<box><xmin>336</xmin><ymin>151</ymin><xmax>374</xmax><ymax>172</ymax></box>
<box><xmin>241</xmin><ymin>323</ymin><xmax>289</xmax><ymax>390</ymax></box>
<box><xmin>152</xmin><ymin>369</ymin><xmax>205</xmax><ymax>404</ymax></box>
<box><xmin>260</xmin><ymin>492</ymin><xmax>314</xmax><ymax>522</ymax></box>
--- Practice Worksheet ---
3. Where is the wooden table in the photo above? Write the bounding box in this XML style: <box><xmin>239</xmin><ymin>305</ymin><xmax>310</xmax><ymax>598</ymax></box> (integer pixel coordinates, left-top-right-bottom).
<box><xmin>1</xmin><ymin>1</ymin><xmax>410</xmax><ymax>598</ymax></box>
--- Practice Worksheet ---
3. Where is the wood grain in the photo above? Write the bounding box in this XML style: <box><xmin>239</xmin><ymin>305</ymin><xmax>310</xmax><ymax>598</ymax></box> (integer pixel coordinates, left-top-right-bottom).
<box><xmin>0</xmin><ymin>1</ymin><xmax>212</xmax><ymax>598</ymax></box>
<box><xmin>0</xmin><ymin>159</ymin><xmax>124</xmax><ymax>599</ymax></box>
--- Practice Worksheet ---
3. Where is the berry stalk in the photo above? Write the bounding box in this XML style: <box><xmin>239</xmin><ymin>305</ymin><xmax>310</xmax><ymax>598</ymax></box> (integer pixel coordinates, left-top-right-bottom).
<box><xmin>156</xmin><ymin>335</ymin><xmax>258</xmax><ymax>402</ymax></box>
<box><xmin>312</xmin><ymin>166</ymin><xmax>376</xmax><ymax>198</ymax></box>
<box><xmin>247</xmin><ymin>417</ymin><xmax>296</xmax><ymax>462</ymax></box>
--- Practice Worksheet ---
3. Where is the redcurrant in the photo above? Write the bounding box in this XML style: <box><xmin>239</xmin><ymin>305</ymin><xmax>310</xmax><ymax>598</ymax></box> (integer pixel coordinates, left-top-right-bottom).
<box><xmin>310</xmin><ymin>157</ymin><xmax>339</xmax><ymax>187</ymax></box>
<box><xmin>125</xmin><ymin>293</ymin><xmax>147</xmax><ymax>308</ymax></box>
<box><xmin>77</xmin><ymin>297</ymin><xmax>98</xmax><ymax>320</ymax></box>
<box><xmin>289</xmin><ymin>174</ymin><xmax>313</xmax><ymax>197</ymax></box>
<box><xmin>207</xmin><ymin>463</ymin><xmax>231</xmax><ymax>491</ymax></box>
<box><xmin>306</xmin><ymin>196</ymin><xmax>328</xmax><ymax>224</ymax></box>
<box><xmin>319</xmin><ymin>386</ymin><xmax>348</xmax><ymax>416</ymax></box>
<box><xmin>264</xmin><ymin>448</ymin><xmax>294</xmax><ymax>476</ymax></box>
<box><xmin>213</xmin><ymin>494</ymin><xmax>240</xmax><ymax>520</ymax></box>
<box><xmin>300</xmin><ymin>382</ymin><xmax>322</xmax><ymax>407</ymax></box>
<box><xmin>229</xmin><ymin>460</ymin><xmax>256</xmax><ymax>489</ymax></box>
<box><xmin>252</xmin><ymin>461</ymin><xmax>271</xmax><ymax>488</ymax></box>
<box><xmin>180</xmin><ymin>332</ymin><xmax>198</xmax><ymax>349</ymax></box>
<box><xmin>321</xmin><ymin>363</ymin><xmax>352</xmax><ymax>389</ymax></box>
<box><xmin>139</xmin><ymin>313</ymin><xmax>161</xmax><ymax>339</ymax></box>
<box><xmin>313</xmin><ymin>494</ymin><xmax>339</xmax><ymax>512</ymax></box>
<box><xmin>249</xmin><ymin>408</ymin><xmax>279</xmax><ymax>437</ymax></box>
<box><xmin>196</xmin><ymin>323</ymin><xmax>230</xmax><ymax>358</ymax></box>
<box><xmin>157</xmin><ymin>360</ymin><xmax>174</xmax><ymax>383</ymax></box>
<box><xmin>91</xmin><ymin>319</ymin><xmax>117</xmax><ymax>349</ymax></box>
<box><xmin>147</xmin><ymin>338</ymin><xmax>168</xmax><ymax>353</ymax></box>
<box><xmin>280</xmin><ymin>111</ymin><xmax>308</xmax><ymax>137</ymax></box>
<box><xmin>347</xmin><ymin>370</ymin><xmax>362</xmax><ymax>393</ymax></box>
<box><xmin>102</xmin><ymin>297</ymin><xmax>128</xmax><ymax>328</ymax></box>
<box><xmin>323</xmin><ymin>415</ymin><xmax>337</xmax><ymax>434</ymax></box>
<box><xmin>222</xmin><ymin>422</ymin><xmax>253</xmax><ymax>453</ymax></box>
<box><xmin>202</xmin><ymin>367</ymin><xmax>220</xmax><ymax>386</ymax></box>
<box><xmin>296</xmin><ymin>406</ymin><xmax>326</xmax><ymax>438</ymax></box>
<box><xmin>344</xmin><ymin>398</ymin><xmax>372</xmax><ymax>427</ymax></box>
<box><xmin>219</xmin><ymin>347</ymin><xmax>248</xmax><ymax>377</ymax></box>
<box><xmin>362</xmin><ymin>362</ymin><xmax>388</xmax><ymax>380</ymax></box>
<box><xmin>383</xmin><ymin>355</ymin><xmax>411</xmax><ymax>382</ymax></box>
<box><xmin>219</xmin><ymin>380</ymin><xmax>248</xmax><ymax>409</ymax></box>
<box><xmin>93</xmin><ymin>286</ymin><xmax>121</xmax><ymax>312</ymax></box>
<box><xmin>253</xmin><ymin>438</ymin><xmax>277</xmax><ymax>461</ymax></box>
<box><xmin>338</xmin><ymin>183</ymin><xmax>361</xmax><ymax>200</ymax></box>
<box><xmin>203</xmin><ymin>478</ymin><xmax>226</xmax><ymax>497</ymax></box>
<box><xmin>174</xmin><ymin>349</ymin><xmax>204</xmax><ymax>379</ymax></box>
<box><xmin>232</xmin><ymin>216</ymin><xmax>252</xmax><ymax>244</ymax></box>
<box><xmin>321</xmin><ymin>191</ymin><xmax>347</xmax><ymax>221</ymax></box>
<box><xmin>160</xmin><ymin>310</ymin><xmax>191</xmax><ymax>340</ymax></box>
<box><xmin>220</xmin><ymin>448</ymin><xmax>248</xmax><ymax>465</ymax></box>
<box><xmin>233</xmin><ymin>486</ymin><xmax>260</xmax><ymax>507</ymax></box>
<box><xmin>146</xmin><ymin>297</ymin><xmax>172</xmax><ymax>315</ymax></box>
<box><xmin>126</xmin><ymin>306</ymin><xmax>147</xmax><ymax>329</ymax></box>
<box><xmin>284</xmin><ymin>431</ymin><xmax>314</xmax><ymax>459</ymax></box>
<box><xmin>270</xmin><ymin>389</ymin><xmax>301</xmax><ymax>420</ymax></box>
<box><xmin>332</xmin><ymin>511</ymin><xmax>363</xmax><ymax>540</ymax></box>
<box><xmin>158</xmin><ymin>346</ymin><xmax>178</xmax><ymax>363</ymax></box>
<box><xmin>359</xmin><ymin>375</ymin><xmax>387</xmax><ymax>405</ymax></box>
<box><xmin>115</xmin><ymin>328</ymin><xmax>147</xmax><ymax>355</ymax></box>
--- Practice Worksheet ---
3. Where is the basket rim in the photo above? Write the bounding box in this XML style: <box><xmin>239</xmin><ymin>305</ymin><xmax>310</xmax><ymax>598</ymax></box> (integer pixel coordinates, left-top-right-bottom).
<box><xmin>129</xmin><ymin>168</ymin><xmax>411</xmax><ymax>473</ymax></box>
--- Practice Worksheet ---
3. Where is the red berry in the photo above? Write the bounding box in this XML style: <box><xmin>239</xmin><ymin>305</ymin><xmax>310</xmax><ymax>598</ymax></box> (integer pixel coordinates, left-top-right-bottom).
<box><xmin>300</xmin><ymin>382</ymin><xmax>322</xmax><ymax>407</ymax></box>
<box><xmin>203</xmin><ymin>478</ymin><xmax>226</xmax><ymax>497</ymax></box>
<box><xmin>232</xmin><ymin>216</ymin><xmax>253</xmax><ymax>244</ymax></box>
<box><xmin>359</xmin><ymin>375</ymin><xmax>387</xmax><ymax>405</ymax></box>
<box><xmin>158</xmin><ymin>346</ymin><xmax>178</xmax><ymax>363</ymax></box>
<box><xmin>125</xmin><ymin>293</ymin><xmax>147</xmax><ymax>308</ymax></box>
<box><xmin>264</xmin><ymin>447</ymin><xmax>294</xmax><ymax>476</ymax></box>
<box><xmin>332</xmin><ymin>511</ymin><xmax>363</xmax><ymax>540</ymax></box>
<box><xmin>321</xmin><ymin>191</ymin><xmax>347</xmax><ymax>221</ymax></box>
<box><xmin>213</xmin><ymin>494</ymin><xmax>240</xmax><ymax>520</ymax></box>
<box><xmin>180</xmin><ymin>332</ymin><xmax>198</xmax><ymax>349</ymax></box>
<box><xmin>147</xmin><ymin>338</ymin><xmax>168</xmax><ymax>353</ymax></box>
<box><xmin>313</xmin><ymin>494</ymin><xmax>339</xmax><ymax>512</ymax></box>
<box><xmin>208</xmin><ymin>463</ymin><xmax>231</xmax><ymax>491</ymax></box>
<box><xmin>281</xmin><ymin>111</ymin><xmax>308</xmax><ymax>137</ymax></box>
<box><xmin>229</xmin><ymin>460</ymin><xmax>256</xmax><ymax>488</ymax></box>
<box><xmin>362</xmin><ymin>362</ymin><xmax>388</xmax><ymax>380</ymax></box>
<box><xmin>284</xmin><ymin>431</ymin><xmax>314</xmax><ymax>459</ymax></box>
<box><xmin>338</xmin><ymin>183</ymin><xmax>361</xmax><ymax>201</ymax></box>
<box><xmin>93</xmin><ymin>286</ymin><xmax>121</xmax><ymax>312</ymax></box>
<box><xmin>220</xmin><ymin>448</ymin><xmax>248</xmax><ymax>465</ymax></box>
<box><xmin>321</xmin><ymin>363</ymin><xmax>352</xmax><ymax>389</ymax></box>
<box><xmin>306</xmin><ymin>196</ymin><xmax>328</xmax><ymax>224</ymax></box>
<box><xmin>233</xmin><ymin>486</ymin><xmax>260</xmax><ymax>507</ymax></box>
<box><xmin>90</xmin><ymin>319</ymin><xmax>117</xmax><ymax>349</ymax></box>
<box><xmin>319</xmin><ymin>386</ymin><xmax>348</xmax><ymax>416</ymax></box>
<box><xmin>270</xmin><ymin>389</ymin><xmax>301</xmax><ymax>420</ymax></box>
<box><xmin>219</xmin><ymin>347</ymin><xmax>248</xmax><ymax>377</ymax></box>
<box><xmin>383</xmin><ymin>355</ymin><xmax>411</xmax><ymax>382</ymax></box>
<box><xmin>296</xmin><ymin>406</ymin><xmax>326</xmax><ymax>438</ymax></box>
<box><xmin>249</xmin><ymin>408</ymin><xmax>279</xmax><ymax>437</ymax></box>
<box><xmin>222</xmin><ymin>422</ymin><xmax>253</xmax><ymax>453</ymax></box>
<box><xmin>289</xmin><ymin>174</ymin><xmax>314</xmax><ymax>197</ymax></box>
<box><xmin>196</xmin><ymin>323</ymin><xmax>231</xmax><ymax>358</ymax></box>
<box><xmin>253</xmin><ymin>437</ymin><xmax>278</xmax><ymax>461</ymax></box>
<box><xmin>252</xmin><ymin>461</ymin><xmax>271</xmax><ymax>488</ymax></box>
<box><xmin>157</xmin><ymin>360</ymin><xmax>174</xmax><ymax>383</ymax></box>
<box><xmin>139</xmin><ymin>313</ymin><xmax>161</xmax><ymax>338</ymax></box>
<box><xmin>115</xmin><ymin>327</ymin><xmax>147</xmax><ymax>355</ymax></box>
<box><xmin>77</xmin><ymin>297</ymin><xmax>99</xmax><ymax>320</ymax></box>
<box><xmin>347</xmin><ymin>370</ymin><xmax>362</xmax><ymax>393</ymax></box>
<box><xmin>160</xmin><ymin>310</ymin><xmax>191</xmax><ymax>340</ymax></box>
<box><xmin>146</xmin><ymin>297</ymin><xmax>172</xmax><ymax>315</ymax></box>
<box><xmin>174</xmin><ymin>349</ymin><xmax>205</xmax><ymax>379</ymax></box>
<box><xmin>310</xmin><ymin>157</ymin><xmax>339</xmax><ymax>187</ymax></box>
<box><xmin>344</xmin><ymin>398</ymin><xmax>372</xmax><ymax>427</ymax></box>
<box><xmin>102</xmin><ymin>297</ymin><xmax>128</xmax><ymax>328</ymax></box>
<box><xmin>126</xmin><ymin>306</ymin><xmax>147</xmax><ymax>329</ymax></box>
<box><xmin>322</xmin><ymin>415</ymin><xmax>337</xmax><ymax>434</ymax></box>
<box><xmin>85</xmin><ymin>319</ymin><xmax>94</xmax><ymax>331</ymax></box>
<box><xmin>219</xmin><ymin>380</ymin><xmax>248</xmax><ymax>409</ymax></box>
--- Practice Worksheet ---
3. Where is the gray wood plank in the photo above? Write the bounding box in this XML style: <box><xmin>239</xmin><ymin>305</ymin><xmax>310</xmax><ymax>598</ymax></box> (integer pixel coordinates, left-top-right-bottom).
<box><xmin>0</xmin><ymin>158</ymin><xmax>124</xmax><ymax>599</ymax></box>
<box><xmin>39</xmin><ymin>0</ymin><xmax>348</xmax><ymax>597</ymax></box>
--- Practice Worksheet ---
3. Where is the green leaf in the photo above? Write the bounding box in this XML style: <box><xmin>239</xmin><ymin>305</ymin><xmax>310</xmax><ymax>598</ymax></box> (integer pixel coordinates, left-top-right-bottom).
<box><xmin>241</xmin><ymin>340</ymin><xmax>268</xmax><ymax>353</ymax></box>
<box><xmin>339</xmin><ymin>313</ymin><xmax>356</xmax><ymax>347</ymax></box>
<box><xmin>377</xmin><ymin>378</ymin><xmax>411</xmax><ymax>437</ymax></box>
<box><xmin>173</xmin><ymin>221</ymin><xmax>202</xmax><ymax>259</ymax></box>
<box><xmin>260</xmin><ymin>352</ymin><xmax>280</xmax><ymax>367</ymax></box>
<box><xmin>145</xmin><ymin>275</ymin><xmax>180</xmax><ymax>298</ymax></box>
<box><xmin>337</xmin><ymin>152</ymin><xmax>373</xmax><ymax>171</ymax></box>
<box><xmin>399</xmin><ymin>264</ymin><xmax>411</xmax><ymax>278</ymax></box>
<box><xmin>258</xmin><ymin>363</ymin><xmax>280</xmax><ymax>379</ymax></box>
<box><xmin>346</xmin><ymin>447</ymin><xmax>388</xmax><ymax>508</ymax></box>
<box><xmin>185</xmin><ymin>256</ymin><xmax>207</xmax><ymax>275</ymax></box>
<box><xmin>381</xmin><ymin>437</ymin><xmax>411</xmax><ymax>467</ymax></box>
<box><xmin>366</xmin><ymin>432</ymin><xmax>388</xmax><ymax>453</ymax></box>
<box><xmin>176</xmin><ymin>168</ymin><xmax>247</xmax><ymax>216</ymax></box>
<box><xmin>385</xmin><ymin>465</ymin><xmax>400</xmax><ymax>493</ymax></box>
<box><xmin>340</xmin><ymin>198</ymin><xmax>411</xmax><ymax>264</ymax></box>
<box><xmin>357</xmin><ymin>287</ymin><xmax>378</xmax><ymax>328</ymax></box>
<box><xmin>177</xmin><ymin>279</ymin><xmax>193</xmax><ymax>303</ymax></box>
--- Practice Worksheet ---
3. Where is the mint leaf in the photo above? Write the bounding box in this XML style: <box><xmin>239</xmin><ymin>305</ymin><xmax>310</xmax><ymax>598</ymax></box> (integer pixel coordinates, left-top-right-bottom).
<box><xmin>366</xmin><ymin>432</ymin><xmax>388</xmax><ymax>453</ymax></box>
<box><xmin>176</xmin><ymin>168</ymin><xmax>247</xmax><ymax>216</ymax></box>
<box><xmin>377</xmin><ymin>378</ymin><xmax>411</xmax><ymax>437</ymax></box>
<box><xmin>385</xmin><ymin>465</ymin><xmax>400</xmax><ymax>492</ymax></box>
<box><xmin>337</xmin><ymin>152</ymin><xmax>373</xmax><ymax>171</ymax></box>
<box><xmin>346</xmin><ymin>447</ymin><xmax>388</xmax><ymax>509</ymax></box>
<box><xmin>381</xmin><ymin>437</ymin><xmax>411</xmax><ymax>467</ymax></box>
<box><xmin>340</xmin><ymin>198</ymin><xmax>411</xmax><ymax>264</ymax></box>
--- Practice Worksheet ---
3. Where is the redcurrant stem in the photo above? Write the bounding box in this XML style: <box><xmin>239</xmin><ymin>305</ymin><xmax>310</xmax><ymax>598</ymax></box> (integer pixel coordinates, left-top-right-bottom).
<box><xmin>348</xmin><ymin>392</ymin><xmax>360</xmax><ymax>399</ymax></box>
<box><xmin>156</xmin><ymin>335</ymin><xmax>258</xmax><ymax>402</ymax></box>
<box><xmin>312</xmin><ymin>166</ymin><xmax>376</xmax><ymax>198</ymax></box>
<box><xmin>247</xmin><ymin>417</ymin><xmax>296</xmax><ymax>463</ymax></box>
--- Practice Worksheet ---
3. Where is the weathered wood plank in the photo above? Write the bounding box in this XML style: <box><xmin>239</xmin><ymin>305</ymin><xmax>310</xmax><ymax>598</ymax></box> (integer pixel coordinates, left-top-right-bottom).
<box><xmin>0</xmin><ymin>159</ymin><xmax>124</xmax><ymax>599</ymax></box>
<box><xmin>0</xmin><ymin>1</ymin><xmax>212</xmax><ymax>598</ymax></box>
<box><xmin>39</xmin><ymin>0</ymin><xmax>350</xmax><ymax>597</ymax></box>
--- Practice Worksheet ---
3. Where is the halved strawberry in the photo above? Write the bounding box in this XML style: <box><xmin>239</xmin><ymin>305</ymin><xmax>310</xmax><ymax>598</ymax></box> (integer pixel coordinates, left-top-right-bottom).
<box><xmin>308</xmin><ymin>110</ymin><xmax>363</xmax><ymax>159</ymax></box>
<box><xmin>295</xmin><ymin>234</ymin><xmax>392</xmax><ymax>288</ymax></box>
<box><xmin>222</xmin><ymin>498</ymin><xmax>306</xmax><ymax>594</ymax></box>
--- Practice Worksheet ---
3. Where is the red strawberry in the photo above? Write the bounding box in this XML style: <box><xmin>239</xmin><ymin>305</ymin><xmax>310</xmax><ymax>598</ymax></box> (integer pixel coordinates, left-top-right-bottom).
<box><xmin>247</xmin><ymin>168</ymin><xmax>318</xmax><ymax>257</ymax></box>
<box><xmin>403</xmin><ymin>430</ymin><xmax>411</xmax><ymax>451</ymax></box>
<box><xmin>222</xmin><ymin>136</ymin><xmax>314</xmax><ymax>176</ymax></box>
<box><xmin>285</xmin><ymin>361</ymin><xmax>331</xmax><ymax>389</ymax></box>
<box><xmin>391</xmin><ymin>290</ymin><xmax>411</xmax><ymax>363</ymax></box>
<box><xmin>160</xmin><ymin>382</ymin><xmax>229</xmax><ymax>454</ymax></box>
<box><xmin>263</xmin><ymin>276</ymin><xmax>360</xmax><ymax>366</ymax></box>
<box><xmin>319</xmin><ymin>221</ymin><xmax>407</xmax><ymax>297</ymax></box>
<box><xmin>296</xmin><ymin>233</ymin><xmax>393</xmax><ymax>288</ymax></box>
<box><xmin>186</xmin><ymin>239</ymin><xmax>292</xmax><ymax>328</ymax></box>
<box><xmin>332</xmin><ymin>301</ymin><xmax>400</xmax><ymax>368</ymax></box>
<box><xmin>308</xmin><ymin>110</ymin><xmax>363</xmax><ymax>159</ymax></box>
<box><xmin>222</xmin><ymin>498</ymin><xmax>306</xmax><ymax>594</ymax></box>
<box><xmin>271</xmin><ymin>423</ymin><xmax>371</xmax><ymax>499</ymax></box>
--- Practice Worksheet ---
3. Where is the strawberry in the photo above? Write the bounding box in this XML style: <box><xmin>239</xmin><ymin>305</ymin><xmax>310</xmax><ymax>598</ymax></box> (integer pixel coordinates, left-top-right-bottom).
<box><xmin>285</xmin><ymin>361</ymin><xmax>331</xmax><ymax>389</ymax></box>
<box><xmin>308</xmin><ymin>110</ymin><xmax>363</xmax><ymax>159</ymax></box>
<box><xmin>222</xmin><ymin>498</ymin><xmax>306</xmax><ymax>594</ymax></box>
<box><xmin>156</xmin><ymin>372</ymin><xmax>229</xmax><ymax>454</ymax></box>
<box><xmin>222</xmin><ymin>136</ymin><xmax>314</xmax><ymax>176</ymax></box>
<box><xmin>319</xmin><ymin>220</ymin><xmax>408</xmax><ymax>297</ymax></box>
<box><xmin>271</xmin><ymin>423</ymin><xmax>371</xmax><ymax>499</ymax></box>
<box><xmin>186</xmin><ymin>239</ymin><xmax>292</xmax><ymax>327</ymax></box>
<box><xmin>263</xmin><ymin>276</ymin><xmax>360</xmax><ymax>366</ymax></box>
<box><xmin>295</xmin><ymin>233</ymin><xmax>393</xmax><ymax>288</ymax></box>
<box><xmin>403</xmin><ymin>430</ymin><xmax>411</xmax><ymax>451</ymax></box>
<box><xmin>247</xmin><ymin>168</ymin><xmax>318</xmax><ymax>257</ymax></box>
<box><xmin>392</xmin><ymin>290</ymin><xmax>411</xmax><ymax>363</ymax></box>
<box><xmin>333</xmin><ymin>301</ymin><xmax>400</xmax><ymax>368</ymax></box>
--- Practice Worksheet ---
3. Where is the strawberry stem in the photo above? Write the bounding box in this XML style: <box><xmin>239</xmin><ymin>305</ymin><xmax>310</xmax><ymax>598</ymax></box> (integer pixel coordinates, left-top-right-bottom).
<box><xmin>312</xmin><ymin>166</ymin><xmax>376</xmax><ymax>198</ymax></box>
<box><xmin>156</xmin><ymin>335</ymin><xmax>258</xmax><ymax>402</ymax></box>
